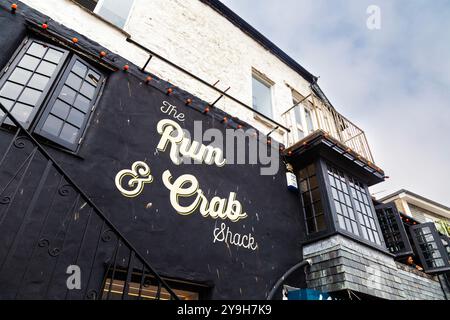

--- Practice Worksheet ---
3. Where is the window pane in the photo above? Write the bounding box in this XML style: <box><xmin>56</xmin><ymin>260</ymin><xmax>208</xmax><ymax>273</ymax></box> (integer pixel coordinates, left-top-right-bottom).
<box><xmin>0</xmin><ymin>98</ymin><xmax>14</xmax><ymax>111</ymax></box>
<box><xmin>51</xmin><ymin>100</ymin><xmax>71</xmax><ymax>119</ymax></box>
<box><xmin>316</xmin><ymin>215</ymin><xmax>326</xmax><ymax>231</ymax></box>
<box><xmin>80</xmin><ymin>82</ymin><xmax>96</xmax><ymax>99</ymax></box>
<box><xmin>304</xmin><ymin>108</ymin><xmax>314</xmax><ymax>133</ymax></box>
<box><xmin>36</xmin><ymin>61</ymin><xmax>57</xmax><ymax>76</ymax></box>
<box><xmin>74</xmin><ymin>94</ymin><xmax>91</xmax><ymax>113</ymax></box>
<box><xmin>42</xmin><ymin>114</ymin><xmax>64</xmax><ymax>136</ymax></box>
<box><xmin>18</xmin><ymin>55</ymin><xmax>41</xmax><ymax>71</ymax></box>
<box><xmin>309</xmin><ymin>175</ymin><xmax>318</xmax><ymax>189</ymax></box>
<box><xmin>28</xmin><ymin>74</ymin><xmax>50</xmax><ymax>91</ymax></box>
<box><xmin>0</xmin><ymin>81</ymin><xmax>23</xmax><ymax>100</ymax></box>
<box><xmin>9</xmin><ymin>68</ymin><xmax>32</xmax><ymax>85</ymax></box>
<box><xmin>314</xmin><ymin>202</ymin><xmax>323</xmax><ymax>216</ymax></box>
<box><xmin>96</xmin><ymin>0</ymin><xmax>135</xmax><ymax>28</ymax></box>
<box><xmin>306</xmin><ymin>218</ymin><xmax>316</xmax><ymax>234</ymax></box>
<box><xmin>311</xmin><ymin>188</ymin><xmax>321</xmax><ymax>203</ymax></box>
<box><xmin>67</xmin><ymin>108</ymin><xmax>85</xmax><ymax>128</ymax></box>
<box><xmin>72</xmin><ymin>61</ymin><xmax>88</xmax><ymax>77</ymax></box>
<box><xmin>27</xmin><ymin>42</ymin><xmax>47</xmax><ymax>57</ymax></box>
<box><xmin>305</xmin><ymin>205</ymin><xmax>314</xmax><ymax>219</ymax></box>
<box><xmin>294</xmin><ymin>105</ymin><xmax>302</xmax><ymax>124</ymax></box>
<box><xmin>59</xmin><ymin>123</ymin><xmax>79</xmax><ymax>144</ymax></box>
<box><xmin>66</xmin><ymin>73</ymin><xmax>83</xmax><ymax>90</ymax></box>
<box><xmin>59</xmin><ymin>86</ymin><xmax>77</xmax><ymax>105</ymax></box>
<box><xmin>10</xmin><ymin>103</ymin><xmax>33</xmax><ymax>123</ymax></box>
<box><xmin>18</xmin><ymin>87</ymin><xmax>41</xmax><ymax>106</ymax></box>
<box><xmin>0</xmin><ymin>98</ymin><xmax>14</xmax><ymax>120</ymax></box>
<box><xmin>44</xmin><ymin>49</ymin><xmax>64</xmax><ymax>64</ymax></box>
<box><xmin>252</xmin><ymin>76</ymin><xmax>273</xmax><ymax>118</ymax></box>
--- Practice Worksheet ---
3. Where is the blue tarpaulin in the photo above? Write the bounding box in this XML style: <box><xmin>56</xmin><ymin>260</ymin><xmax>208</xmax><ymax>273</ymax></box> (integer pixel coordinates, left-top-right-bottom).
<box><xmin>287</xmin><ymin>289</ymin><xmax>332</xmax><ymax>300</ymax></box>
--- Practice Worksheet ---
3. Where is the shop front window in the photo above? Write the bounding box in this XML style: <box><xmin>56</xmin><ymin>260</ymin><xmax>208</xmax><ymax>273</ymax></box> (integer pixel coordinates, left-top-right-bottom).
<box><xmin>102</xmin><ymin>268</ymin><xmax>207</xmax><ymax>300</ymax></box>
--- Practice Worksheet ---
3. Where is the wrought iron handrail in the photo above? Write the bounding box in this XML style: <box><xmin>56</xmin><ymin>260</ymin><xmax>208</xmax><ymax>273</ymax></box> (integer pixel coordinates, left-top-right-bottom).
<box><xmin>0</xmin><ymin>102</ymin><xmax>179</xmax><ymax>300</ymax></box>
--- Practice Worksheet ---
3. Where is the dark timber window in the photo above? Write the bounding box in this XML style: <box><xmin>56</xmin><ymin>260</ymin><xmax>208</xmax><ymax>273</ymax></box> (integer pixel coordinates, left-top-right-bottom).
<box><xmin>326</xmin><ymin>164</ymin><xmax>383</xmax><ymax>247</ymax></box>
<box><xmin>375</xmin><ymin>203</ymin><xmax>413</xmax><ymax>257</ymax></box>
<box><xmin>410</xmin><ymin>223</ymin><xmax>450</xmax><ymax>274</ymax></box>
<box><xmin>34</xmin><ymin>56</ymin><xmax>103</xmax><ymax>150</ymax></box>
<box><xmin>0</xmin><ymin>40</ymin><xmax>68</xmax><ymax>128</ymax></box>
<box><xmin>0</xmin><ymin>38</ymin><xmax>104</xmax><ymax>152</ymax></box>
<box><xmin>299</xmin><ymin>163</ymin><xmax>326</xmax><ymax>234</ymax></box>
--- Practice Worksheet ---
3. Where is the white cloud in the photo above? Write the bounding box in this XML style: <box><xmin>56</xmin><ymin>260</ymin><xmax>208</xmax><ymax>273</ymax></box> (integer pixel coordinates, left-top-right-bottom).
<box><xmin>221</xmin><ymin>0</ymin><xmax>450</xmax><ymax>205</ymax></box>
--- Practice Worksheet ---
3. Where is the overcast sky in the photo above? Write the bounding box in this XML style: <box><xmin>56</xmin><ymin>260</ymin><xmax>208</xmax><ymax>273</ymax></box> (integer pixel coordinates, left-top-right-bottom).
<box><xmin>221</xmin><ymin>0</ymin><xmax>450</xmax><ymax>206</ymax></box>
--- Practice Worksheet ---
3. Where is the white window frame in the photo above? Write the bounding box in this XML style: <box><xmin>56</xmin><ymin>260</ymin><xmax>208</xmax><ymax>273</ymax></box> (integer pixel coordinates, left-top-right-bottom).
<box><xmin>251</xmin><ymin>70</ymin><xmax>274</xmax><ymax>121</ymax></box>
<box><xmin>290</xmin><ymin>91</ymin><xmax>316</xmax><ymax>142</ymax></box>
<box><xmin>93</xmin><ymin>0</ymin><xmax>136</xmax><ymax>29</ymax></box>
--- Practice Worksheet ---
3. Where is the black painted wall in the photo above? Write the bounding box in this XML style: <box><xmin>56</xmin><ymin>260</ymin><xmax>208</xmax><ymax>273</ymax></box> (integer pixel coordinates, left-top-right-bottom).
<box><xmin>0</xmin><ymin>2</ymin><xmax>306</xmax><ymax>299</ymax></box>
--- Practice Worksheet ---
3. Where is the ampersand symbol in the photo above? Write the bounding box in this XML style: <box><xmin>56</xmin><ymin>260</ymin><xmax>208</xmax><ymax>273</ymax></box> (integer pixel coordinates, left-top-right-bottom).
<box><xmin>115</xmin><ymin>161</ymin><xmax>154</xmax><ymax>198</ymax></box>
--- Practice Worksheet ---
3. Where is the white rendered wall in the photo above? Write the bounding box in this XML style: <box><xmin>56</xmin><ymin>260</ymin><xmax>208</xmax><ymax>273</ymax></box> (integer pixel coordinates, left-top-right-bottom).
<box><xmin>20</xmin><ymin>0</ymin><xmax>320</xmax><ymax>143</ymax></box>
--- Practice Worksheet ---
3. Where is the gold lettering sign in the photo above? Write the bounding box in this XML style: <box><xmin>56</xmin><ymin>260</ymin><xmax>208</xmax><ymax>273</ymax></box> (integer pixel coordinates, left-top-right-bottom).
<box><xmin>162</xmin><ymin>170</ymin><xmax>248</xmax><ymax>223</ymax></box>
<box><xmin>114</xmin><ymin>161</ymin><xmax>154</xmax><ymax>198</ymax></box>
<box><xmin>157</xmin><ymin>119</ymin><xmax>226</xmax><ymax>167</ymax></box>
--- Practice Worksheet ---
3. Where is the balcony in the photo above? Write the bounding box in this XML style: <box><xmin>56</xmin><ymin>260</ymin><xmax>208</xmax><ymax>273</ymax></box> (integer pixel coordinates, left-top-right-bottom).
<box><xmin>284</xmin><ymin>86</ymin><xmax>375</xmax><ymax>165</ymax></box>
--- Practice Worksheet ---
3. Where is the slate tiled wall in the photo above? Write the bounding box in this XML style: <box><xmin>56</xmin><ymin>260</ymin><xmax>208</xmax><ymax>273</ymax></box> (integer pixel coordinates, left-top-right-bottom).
<box><xmin>303</xmin><ymin>235</ymin><xmax>449</xmax><ymax>300</ymax></box>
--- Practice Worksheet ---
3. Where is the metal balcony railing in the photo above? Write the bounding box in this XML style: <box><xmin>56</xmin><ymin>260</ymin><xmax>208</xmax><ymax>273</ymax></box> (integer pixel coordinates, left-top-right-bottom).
<box><xmin>284</xmin><ymin>86</ymin><xmax>375</xmax><ymax>164</ymax></box>
<box><xmin>313</xmin><ymin>105</ymin><xmax>375</xmax><ymax>164</ymax></box>
<box><xmin>0</xmin><ymin>103</ymin><xmax>179</xmax><ymax>300</ymax></box>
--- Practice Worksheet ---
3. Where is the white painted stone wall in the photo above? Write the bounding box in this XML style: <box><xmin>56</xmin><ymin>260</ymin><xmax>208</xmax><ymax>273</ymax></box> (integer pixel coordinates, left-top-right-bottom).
<box><xmin>19</xmin><ymin>0</ymin><xmax>318</xmax><ymax>143</ymax></box>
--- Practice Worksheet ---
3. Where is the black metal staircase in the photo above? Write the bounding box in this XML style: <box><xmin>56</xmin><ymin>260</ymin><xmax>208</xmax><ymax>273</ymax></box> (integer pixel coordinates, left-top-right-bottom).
<box><xmin>0</xmin><ymin>102</ymin><xmax>179</xmax><ymax>300</ymax></box>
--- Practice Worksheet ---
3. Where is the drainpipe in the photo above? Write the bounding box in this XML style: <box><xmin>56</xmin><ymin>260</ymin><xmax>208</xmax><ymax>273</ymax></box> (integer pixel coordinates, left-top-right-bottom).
<box><xmin>266</xmin><ymin>259</ymin><xmax>312</xmax><ymax>300</ymax></box>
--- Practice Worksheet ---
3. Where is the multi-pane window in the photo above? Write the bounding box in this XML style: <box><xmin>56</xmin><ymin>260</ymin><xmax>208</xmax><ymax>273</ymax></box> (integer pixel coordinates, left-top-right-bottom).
<box><xmin>35</xmin><ymin>57</ymin><xmax>103</xmax><ymax>150</ymax></box>
<box><xmin>73</xmin><ymin>0</ymin><xmax>135</xmax><ymax>29</ymax></box>
<box><xmin>410</xmin><ymin>223</ymin><xmax>450</xmax><ymax>274</ymax></box>
<box><xmin>327</xmin><ymin>164</ymin><xmax>383</xmax><ymax>247</ymax></box>
<box><xmin>252</xmin><ymin>74</ymin><xmax>273</xmax><ymax>119</ymax></box>
<box><xmin>349</xmin><ymin>177</ymin><xmax>382</xmax><ymax>245</ymax></box>
<box><xmin>0</xmin><ymin>41</ymin><xmax>68</xmax><ymax>128</ymax></box>
<box><xmin>328</xmin><ymin>166</ymin><xmax>360</xmax><ymax>237</ymax></box>
<box><xmin>0</xmin><ymin>38</ymin><xmax>104</xmax><ymax>151</ymax></box>
<box><xmin>299</xmin><ymin>163</ymin><xmax>325</xmax><ymax>234</ymax></box>
<box><xmin>375</xmin><ymin>203</ymin><xmax>413</xmax><ymax>256</ymax></box>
